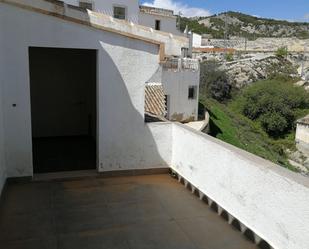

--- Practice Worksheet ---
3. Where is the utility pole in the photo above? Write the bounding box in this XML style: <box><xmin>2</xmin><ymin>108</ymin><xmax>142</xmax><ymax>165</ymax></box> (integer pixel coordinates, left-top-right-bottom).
<box><xmin>224</xmin><ymin>13</ymin><xmax>228</xmax><ymax>54</ymax></box>
<box><xmin>176</xmin><ymin>11</ymin><xmax>182</xmax><ymax>31</ymax></box>
<box><xmin>301</xmin><ymin>45</ymin><xmax>306</xmax><ymax>78</ymax></box>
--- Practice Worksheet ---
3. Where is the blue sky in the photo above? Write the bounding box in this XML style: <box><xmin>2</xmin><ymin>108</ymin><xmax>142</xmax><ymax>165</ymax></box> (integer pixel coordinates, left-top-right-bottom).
<box><xmin>141</xmin><ymin>0</ymin><xmax>309</xmax><ymax>22</ymax></box>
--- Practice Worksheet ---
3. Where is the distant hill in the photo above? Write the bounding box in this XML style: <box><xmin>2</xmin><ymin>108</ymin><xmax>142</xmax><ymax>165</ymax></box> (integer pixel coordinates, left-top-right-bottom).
<box><xmin>179</xmin><ymin>11</ymin><xmax>309</xmax><ymax>40</ymax></box>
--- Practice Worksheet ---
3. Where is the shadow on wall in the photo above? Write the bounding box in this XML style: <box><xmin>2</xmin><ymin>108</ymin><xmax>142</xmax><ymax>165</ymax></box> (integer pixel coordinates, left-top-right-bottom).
<box><xmin>0</xmin><ymin>1</ymin><xmax>169</xmax><ymax>178</ymax></box>
<box><xmin>97</xmin><ymin>35</ymin><xmax>170</xmax><ymax>171</ymax></box>
<box><xmin>0</xmin><ymin>82</ymin><xmax>5</xmax><ymax>193</ymax></box>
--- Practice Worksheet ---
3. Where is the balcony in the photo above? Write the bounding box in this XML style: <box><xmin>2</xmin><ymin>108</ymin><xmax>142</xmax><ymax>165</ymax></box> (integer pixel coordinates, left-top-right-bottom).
<box><xmin>0</xmin><ymin>174</ymin><xmax>257</xmax><ymax>249</ymax></box>
<box><xmin>140</xmin><ymin>6</ymin><xmax>175</xmax><ymax>18</ymax></box>
<box><xmin>0</xmin><ymin>123</ymin><xmax>308</xmax><ymax>249</ymax></box>
<box><xmin>162</xmin><ymin>58</ymin><xmax>200</xmax><ymax>71</ymax></box>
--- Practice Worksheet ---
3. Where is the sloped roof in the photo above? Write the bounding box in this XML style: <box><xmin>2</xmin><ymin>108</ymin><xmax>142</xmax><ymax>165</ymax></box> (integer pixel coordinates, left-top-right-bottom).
<box><xmin>145</xmin><ymin>83</ymin><xmax>166</xmax><ymax>117</ymax></box>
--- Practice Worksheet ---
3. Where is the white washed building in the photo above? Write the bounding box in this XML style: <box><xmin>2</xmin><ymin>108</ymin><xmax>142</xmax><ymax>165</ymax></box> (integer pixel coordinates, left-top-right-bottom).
<box><xmin>65</xmin><ymin>0</ymin><xmax>140</xmax><ymax>22</ymax></box>
<box><xmin>63</xmin><ymin>0</ymin><xmax>182</xmax><ymax>35</ymax></box>
<box><xmin>0</xmin><ymin>0</ymin><xmax>198</xmax><ymax>179</ymax></box>
<box><xmin>0</xmin><ymin>1</ymin><xmax>309</xmax><ymax>249</ymax></box>
<box><xmin>139</xmin><ymin>5</ymin><xmax>183</xmax><ymax>36</ymax></box>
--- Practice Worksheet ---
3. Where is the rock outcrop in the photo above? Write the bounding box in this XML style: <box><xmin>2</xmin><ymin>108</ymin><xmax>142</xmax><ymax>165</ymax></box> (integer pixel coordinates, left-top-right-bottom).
<box><xmin>220</xmin><ymin>56</ymin><xmax>298</xmax><ymax>88</ymax></box>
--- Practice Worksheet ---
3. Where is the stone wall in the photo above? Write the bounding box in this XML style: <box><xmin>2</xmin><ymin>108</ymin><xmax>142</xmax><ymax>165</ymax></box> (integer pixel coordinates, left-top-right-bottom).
<box><xmin>202</xmin><ymin>37</ymin><xmax>309</xmax><ymax>52</ymax></box>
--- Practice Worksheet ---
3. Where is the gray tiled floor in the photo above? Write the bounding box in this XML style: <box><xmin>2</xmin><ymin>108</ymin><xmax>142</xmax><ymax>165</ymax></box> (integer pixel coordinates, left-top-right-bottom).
<box><xmin>0</xmin><ymin>174</ymin><xmax>257</xmax><ymax>249</ymax></box>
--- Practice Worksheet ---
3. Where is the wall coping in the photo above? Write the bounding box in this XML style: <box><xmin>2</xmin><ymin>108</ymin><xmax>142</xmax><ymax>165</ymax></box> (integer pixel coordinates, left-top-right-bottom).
<box><xmin>173</xmin><ymin>122</ymin><xmax>309</xmax><ymax>188</ymax></box>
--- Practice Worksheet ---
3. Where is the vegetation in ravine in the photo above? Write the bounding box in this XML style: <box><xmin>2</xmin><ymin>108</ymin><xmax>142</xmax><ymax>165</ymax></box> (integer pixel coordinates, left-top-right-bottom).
<box><xmin>199</xmin><ymin>67</ymin><xmax>309</xmax><ymax>171</ymax></box>
<box><xmin>200</xmin><ymin>61</ymin><xmax>232</xmax><ymax>102</ymax></box>
<box><xmin>239</xmin><ymin>80</ymin><xmax>309</xmax><ymax>137</ymax></box>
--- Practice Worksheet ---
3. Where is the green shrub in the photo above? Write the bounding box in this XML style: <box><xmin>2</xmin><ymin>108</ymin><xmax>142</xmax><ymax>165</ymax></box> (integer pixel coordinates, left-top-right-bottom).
<box><xmin>241</xmin><ymin>80</ymin><xmax>309</xmax><ymax>137</ymax></box>
<box><xmin>209</xmin><ymin>74</ymin><xmax>232</xmax><ymax>101</ymax></box>
<box><xmin>275</xmin><ymin>47</ymin><xmax>288</xmax><ymax>58</ymax></box>
<box><xmin>200</xmin><ymin>61</ymin><xmax>232</xmax><ymax>101</ymax></box>
<box><xmin>225</xmin><ymin>52</ymin><xmax>234</xmax><ymax>62</ymax></box>
<box><xmin>260</xmin><ymin>112</ymin><xmax>289</xmax><ymax>136</ymax></box>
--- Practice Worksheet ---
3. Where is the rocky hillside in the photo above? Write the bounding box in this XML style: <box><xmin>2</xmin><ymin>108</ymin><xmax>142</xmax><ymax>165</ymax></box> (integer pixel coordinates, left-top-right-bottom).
<box><xmin>221</xmin><ymin>56</ymin><xmax>298</xmax><ymax>88</ymax></box>
<box><xmin>182</xmin><ymin>11</ymin><xmax>309</xmax><ymax>39</ymax></box>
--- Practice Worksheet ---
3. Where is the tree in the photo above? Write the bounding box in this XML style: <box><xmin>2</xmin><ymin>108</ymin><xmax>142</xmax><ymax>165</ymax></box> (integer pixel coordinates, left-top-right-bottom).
<box><xmin>241</xmin><ymin>80</ymin><xmax>309</xmax><ymax>137</ymax></box>
<box><xmin>200</xmin><ymin>61</ymin><xmax>232</xmax><ymax>101</ymax></box>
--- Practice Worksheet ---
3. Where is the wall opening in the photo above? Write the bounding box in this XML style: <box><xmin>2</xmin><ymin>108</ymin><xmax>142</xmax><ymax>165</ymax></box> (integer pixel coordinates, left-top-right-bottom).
<box><xmin>29</xmin><ymin>47</ymin><xmax>97</xmax><ymax>174</ymax></box>
<box><xmin>155</xmin><ymin>20</ymin><xmax>161</xmax><ymax>31</ymax></box>
<box><xmin>113</xmin><ymin>6</ymin><xmax>127</xmax><ymax>20</ymax></box>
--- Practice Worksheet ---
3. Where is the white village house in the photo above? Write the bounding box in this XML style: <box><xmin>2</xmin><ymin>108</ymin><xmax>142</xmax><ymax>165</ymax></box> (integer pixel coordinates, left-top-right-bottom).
<box><xmin>63</xmin><ymin>0</ymin><xmax>199</xmax><ymax>122</ymax></box>
<box><xmin>0</xmin><ymin>1</ymin><xmax>309</xmax><ymax>249</ymax></box>
<box><xmin>64</xmin><ymin>0</ymin><xmax>182</xmax><ymax>35</ymax></box>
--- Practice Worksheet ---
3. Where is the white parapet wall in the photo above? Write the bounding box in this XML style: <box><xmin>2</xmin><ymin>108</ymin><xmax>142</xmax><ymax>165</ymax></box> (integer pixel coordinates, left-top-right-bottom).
<box><xmin>171</xmin><ymin>123</ymin><xmax>309</xmax><ymax>249</ymax></box>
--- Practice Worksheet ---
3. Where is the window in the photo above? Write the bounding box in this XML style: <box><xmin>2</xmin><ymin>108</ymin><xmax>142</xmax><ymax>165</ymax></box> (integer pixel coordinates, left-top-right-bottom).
<box><xmin>155</xmin><ymin>20</ymin><xmax>161</xmax><ymax>31</ymax></box>
<box><xmin>113</xmin><ymin>6</ymin><xmax>126</xmax><ymax>20</ymax></box>
<box><xmin>79</xmin><ymin>1</ymin><xmax>93</xmax><ymax>10</ymax></box>
<box><xmin>188</xmin><ymin>86</ymin><xmax>197</xmax><ymax>100</ymax></box>
<box><xmin>181</xmin><ymin>47</ymin><xmax>189</xmax><ymax>58</ymax></box>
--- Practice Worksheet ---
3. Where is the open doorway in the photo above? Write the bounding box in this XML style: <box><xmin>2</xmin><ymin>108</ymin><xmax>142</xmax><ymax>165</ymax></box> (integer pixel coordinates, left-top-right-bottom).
<box><xmin>29</xmin><ymin>47</ymin><xmax>97</xmax><ymax>174</ymax></box>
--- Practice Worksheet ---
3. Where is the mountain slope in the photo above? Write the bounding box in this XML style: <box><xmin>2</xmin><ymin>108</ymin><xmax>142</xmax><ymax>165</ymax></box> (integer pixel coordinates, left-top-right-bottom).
<box><xmin>180</xmin><ymin>11</ymin><xmax>309</xmax><ymax>40</ymax></box>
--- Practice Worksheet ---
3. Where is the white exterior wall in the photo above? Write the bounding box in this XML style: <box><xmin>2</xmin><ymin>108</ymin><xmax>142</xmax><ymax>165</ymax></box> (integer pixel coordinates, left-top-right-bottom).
<box><xmin>0</xmin><ymin>3</ymin><xmax>171</xmax><ymax>178</ymax></box>
<box><xmin>0</xmin><ymin>85</ymin><xmax>5</xmax><ymax>194</ymax></box>
<box><xmin>192</xmin><ymin>33</ymin><xmax>202</xmax><ymax>48</ymax></box>
<box><xmin>296</xmin><ymin>123</ymin><xmax>309</xmax><ymax>144</ymax></box>
<box><xmin>296</xmin><ymin>123</ymin><xmax>309</xmax><ymax>154</ymax></box>
<box><xmin>88</xmin><ymin>10</ymin><xmax>188</xmax><ymax>57</ymax></box>
<box><xmin>171</xmin><ymin>123</ymin><xmax>309</xmax><ymax>249</ymax></box>
<box><xmin>65</xmin><ymin>0</ymin><xmax>139</xmax><ymax>23</ymax></box>
<box><xmin>3</xmin><ymin>4</ymin><xmax>309</xmax><ymax>247</ymax></box>
<box><xmin>0</xmin><ymin>18</ymin><xmax>6</xmax><ymax>193</ymax></box>
<box><xmin>162</xmin><ymin>69</ymin><xmax>199</xmax><ymax>122</ymax></box>
<box><xmin>0</xmin><ymin>84</ymin><xmax>5</xmax><ymax>194</ymax></box>
<box><xmin>139</xmin><ymin>12</ymin><xmax>182</xmax><ymax>36</ymax></box>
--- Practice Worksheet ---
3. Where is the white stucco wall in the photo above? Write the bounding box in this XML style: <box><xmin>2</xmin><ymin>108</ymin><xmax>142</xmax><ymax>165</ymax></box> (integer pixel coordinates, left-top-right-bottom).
<box><xmin>171</xmin><ymin>123</ymin><xmax>309</xmax><ymax>249</ymax></box>
<box><xmin>192</xmin><ymin>33</ymin><xmax>202</xmax><ymax>48</ymax></box>
<box><xmin>0</xmin><ymin>3</ymin><xmax>171</xmax><ymax>178</ymax></box>
<box><xmin>296</xmin><ymin>123</ymin><xmax>309</xmax><ymax>144</ymax></box>
<box><xmin>88</xmin><ymin>10</ymin><xmax>188</xmax><ymax>57</ymax></box>
<box><xmin>0</xmin><ymin>84</ymin><xmax>5</xmax><ymax>194</ymax></box>
<box><xmin>64</xmin><ymin>0</ymin><xmax>139</xmax><ymax>23</ymax></box>
<box><xmin>296</xmin><ymin>123</ymin><xmax>309</xmax><ymax>154</ymax></box>
<box><xmin>0</xmin><ymin>17</ymin><xmax>6</xmax><ymax>194</ymax></box>
<box><xmin>139</xmin><ymin>12</ymin><xmax>182</xmax><ymax>36</ymax></box>
<box><xmin>162</xmin><ymin>69</ymin><xmax>200</xmax><ymax>122</ymax></box>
